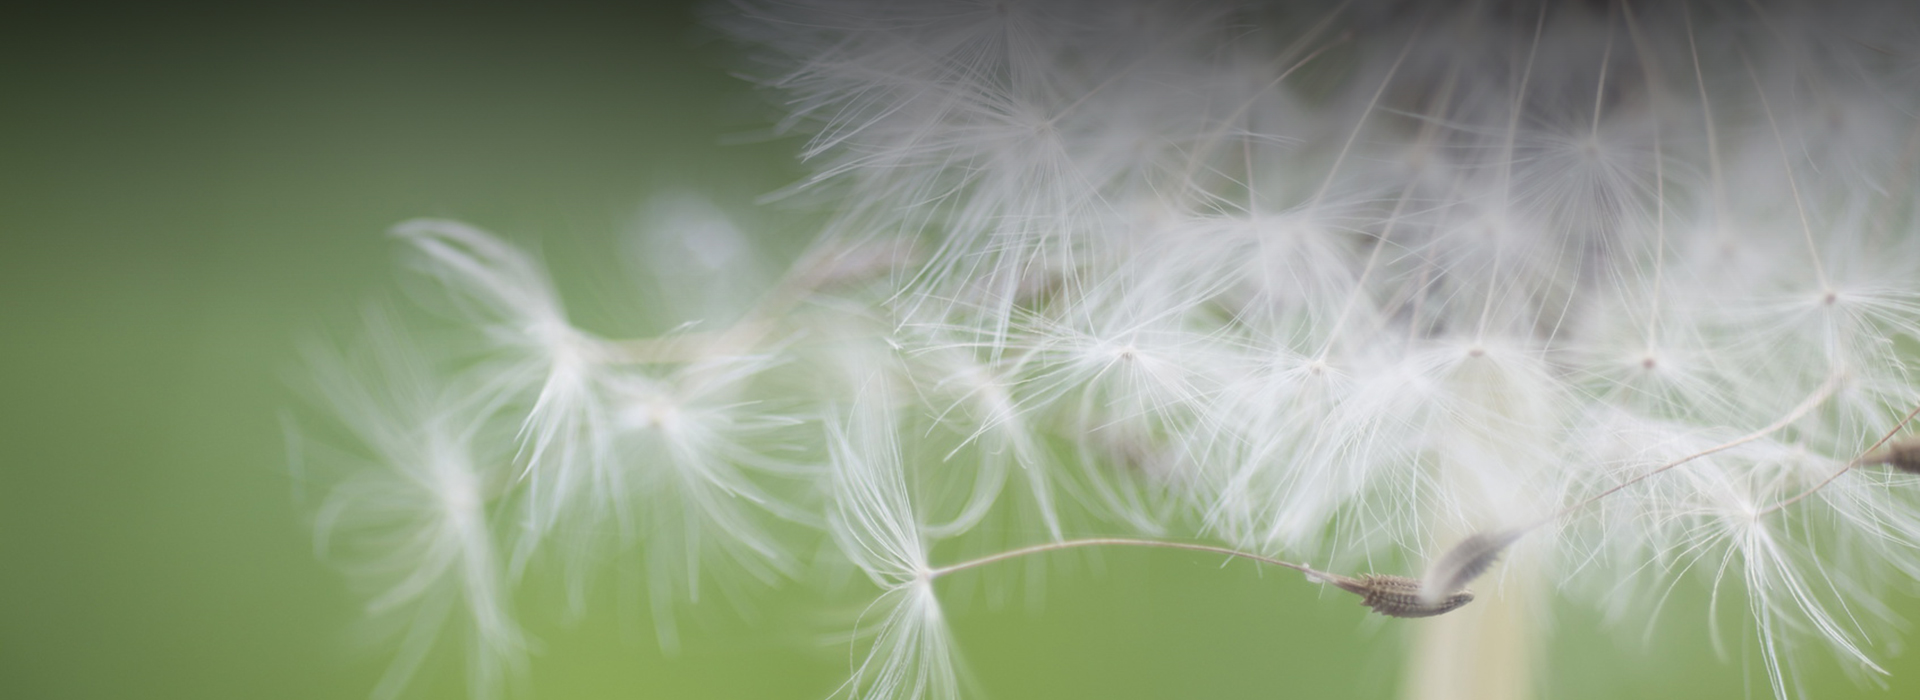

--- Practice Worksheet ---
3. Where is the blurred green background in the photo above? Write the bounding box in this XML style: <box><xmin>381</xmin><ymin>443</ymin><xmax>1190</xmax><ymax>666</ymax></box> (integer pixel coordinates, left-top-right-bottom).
<box><xmin>3</xmin><ymin>2</ymin><xmax>1917</xmax><ymax>699</ymax></box>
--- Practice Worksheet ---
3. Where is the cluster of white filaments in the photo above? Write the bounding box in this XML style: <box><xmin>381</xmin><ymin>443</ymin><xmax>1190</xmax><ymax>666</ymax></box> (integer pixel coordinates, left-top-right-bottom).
<box><xmin>302</xmin><ymin>1</ymin><xmax>1920</xmax><ymax>699</ymax></box>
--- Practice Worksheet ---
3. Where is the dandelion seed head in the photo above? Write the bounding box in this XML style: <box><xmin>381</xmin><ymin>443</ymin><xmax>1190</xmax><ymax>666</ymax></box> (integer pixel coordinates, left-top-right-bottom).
<box><xmin>310</xmin><ymin>1</ymin><xmax>1920</xmax><ymax>697</ymax></box>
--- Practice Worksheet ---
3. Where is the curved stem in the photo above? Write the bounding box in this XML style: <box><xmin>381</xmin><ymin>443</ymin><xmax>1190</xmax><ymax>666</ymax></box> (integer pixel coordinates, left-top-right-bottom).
<box><xmin>604</xmin><ymin>320</ymin><xmax>776</xmax><ymax>364</ymax></box>
<box><xmin>599</xmin><ymin>238</ymin><xmax>915</xmax><ymax>364</ymax></box>
<box><xmin>928</xmin><ymin>537</ymin><xmax>1334</xmax><ymax>581</ymax></box>
<box><xmin>1743</xmin><ymin>51</ymin><xmax>1829</xmax><ymax>291</ymax></box>
<box><xmin>1523</xmin><ymin>371</ymin><xmax>1843</xmax><ymax>532</ymax></box>
<box><xmin>1756</xmin><ymin>402</ymin><xmax>1920</xmax><ymax>517</ymax></box>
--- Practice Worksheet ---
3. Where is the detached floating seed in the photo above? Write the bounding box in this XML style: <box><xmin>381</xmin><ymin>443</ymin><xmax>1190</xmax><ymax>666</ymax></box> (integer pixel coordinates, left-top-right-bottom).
<box><xmin>1328</xmin><ymin>574</ymin><xmax>1475</xmax><ymax>618</ymax></box>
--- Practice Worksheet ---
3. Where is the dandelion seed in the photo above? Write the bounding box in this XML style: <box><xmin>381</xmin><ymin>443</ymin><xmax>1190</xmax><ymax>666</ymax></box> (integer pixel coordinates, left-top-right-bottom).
<box><xmin>825</xmin><ymin>372</ymin><xmax>960</xmax><ymax>700</ymax></box>
<box><xmin>390</xmin><ymin>219</ymin><xmax>613</xmax><ymax>550</ymax></box>
<box><xmin>303</xmin><ymin>310</ymin><xmax>527</xmax><ymax>700</ymax></box>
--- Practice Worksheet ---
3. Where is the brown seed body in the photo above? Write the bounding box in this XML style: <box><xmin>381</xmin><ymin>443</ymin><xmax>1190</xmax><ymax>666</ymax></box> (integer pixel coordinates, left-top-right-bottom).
<box><xmin>1867</xmin><ymin>436</ymin><xmax>1920</xmax><ymax>474</ymax></box>
<box><xmin>1332</xmin><ymin>574</ymin><xmax>1475</xmax><ymax>618</ymax></box>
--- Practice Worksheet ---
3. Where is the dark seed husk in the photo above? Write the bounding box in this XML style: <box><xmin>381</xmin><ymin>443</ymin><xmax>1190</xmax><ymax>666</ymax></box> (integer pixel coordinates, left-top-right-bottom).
<box><xmin>1865</xmin><ymin>436</ymin><xmax>1920</xmax><ymax>474</ymax></box>
<box><xmin>1329</xmin><ymin>574</ymin><xmax>1476</xmax><ymax>618</ymax></box>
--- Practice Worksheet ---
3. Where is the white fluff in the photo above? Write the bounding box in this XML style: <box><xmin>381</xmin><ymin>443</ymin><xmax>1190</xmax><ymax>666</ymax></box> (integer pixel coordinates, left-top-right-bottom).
<box><xmin>306</xmin><ymin>1</ymin><xmax>1920</xmax><ymax>697</ymax></box>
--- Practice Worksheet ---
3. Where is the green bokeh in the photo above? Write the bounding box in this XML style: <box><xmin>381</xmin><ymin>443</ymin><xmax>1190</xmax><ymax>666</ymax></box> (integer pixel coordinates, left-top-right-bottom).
<box><xmin>3</xmin><ymin>3</ymin><xmax>1916</xmax><ymax>699</ymax></box>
